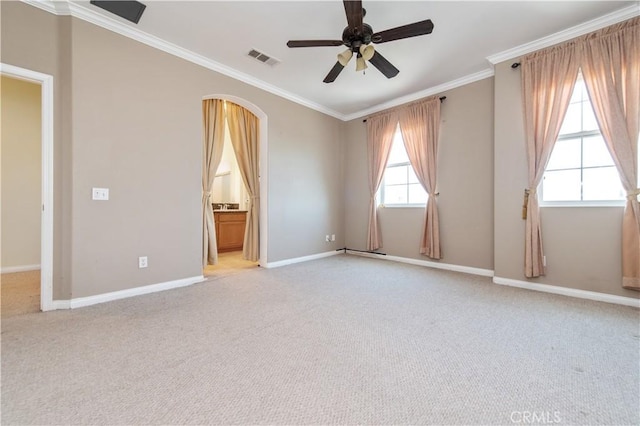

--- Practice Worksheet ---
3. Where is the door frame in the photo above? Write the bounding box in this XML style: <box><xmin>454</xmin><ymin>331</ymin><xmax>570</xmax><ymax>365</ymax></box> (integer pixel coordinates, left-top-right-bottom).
<box><xmin>1</xmin><ymin>63</ymin><xmax>54</xmax><ymax>311</ymax></box>
<box><xmin>202</xmin><ymin>94</ymin><xmax>268</xmax><ymax>266</ymax></box>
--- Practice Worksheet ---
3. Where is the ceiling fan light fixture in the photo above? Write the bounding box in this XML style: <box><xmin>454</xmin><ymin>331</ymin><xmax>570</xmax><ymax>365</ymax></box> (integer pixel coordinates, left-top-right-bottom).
<box><xmin>356</xmin><ymin>56</ymin><xmax>367</xmax><ymax>72</ymax></box>
<box><xmin>337</xmin><ymin>49</ymin><xmax>353</xmax><ymax>66</ymax></box>
<box><xmin>359</xmin><ymin>44</ymin><xmax>374</xmax><ymax>61</ymax></box>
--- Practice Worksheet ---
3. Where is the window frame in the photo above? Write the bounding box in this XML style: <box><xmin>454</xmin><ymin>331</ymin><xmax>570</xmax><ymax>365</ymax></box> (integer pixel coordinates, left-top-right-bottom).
<box><xmin>539</xmin><ymin>74</ymin><xmax>625</xmax><ymax>208</ymax></box>
<box><xmin>379</xmin><ymin>125</ymin><xmax>427</xmax><ymax>208</ymax></box>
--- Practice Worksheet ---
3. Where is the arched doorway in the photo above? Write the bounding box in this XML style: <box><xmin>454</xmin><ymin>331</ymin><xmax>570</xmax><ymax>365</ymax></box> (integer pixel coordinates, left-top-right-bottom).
<box><xmin>202</xmin><ymin>95</ymin><xmax>268</xmax><ymax>267</ymax></box>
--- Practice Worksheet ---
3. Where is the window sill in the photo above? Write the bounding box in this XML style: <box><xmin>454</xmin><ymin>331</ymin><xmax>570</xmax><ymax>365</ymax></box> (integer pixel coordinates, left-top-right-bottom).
<box><xmin>540</xmin><ymin>201</ymin><xmax>625</xmax><ymax>208</ymax></box>
<box><xmin>380</xmin><ymin>204</ymin><xmax>426</xmax><ymax>209</ymax></box>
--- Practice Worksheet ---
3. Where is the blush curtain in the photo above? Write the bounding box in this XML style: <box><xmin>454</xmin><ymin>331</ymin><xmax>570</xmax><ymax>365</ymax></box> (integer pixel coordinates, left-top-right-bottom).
<box><xmin>521</xmin><ymin>44</ymin><xmax>580</xmax><ymax>277</ymax></box>
<box><xmin>580</xmin><ymin>17</ymin><xmax>640</xmax><ymax>289</ymax></box>
<box><xmin>399</xmin><ymin>97</ymin><xmax>442</xmax><ymax>259</ymax></box>
<box><xmin>366</xmin><ymin>112</ymin><xmax>398</xmax><ymax>251</ymax></box>
<box><xmin>202</xmin><ymin>99</ymin><xmax>226</xmax><ymax>266</ymax></box>
<box><xmin>226</xmin><ymin>102</ymin><xmax>260</xmax><ymax>262</ymax></box>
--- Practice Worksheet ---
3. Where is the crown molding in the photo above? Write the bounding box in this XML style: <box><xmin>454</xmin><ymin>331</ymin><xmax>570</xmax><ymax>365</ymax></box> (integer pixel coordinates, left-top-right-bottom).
<box><xmin>486</xmin><ymin>3</ymin><xmax>640</xmax><ymax>65</ymax></box>
<box><xmin>20</xmin><ymin>0</ymin><xmax>640</xmax><ymax>122</ymax></box>
<box><xmin>21</xmin><ymin>0</ymin><xmax>67</xmax><ymax>15</ymax></box>
<box><xmin>21</xmin><ymin>0</ymin><xmax>346</xmax><ymax>120</ymax></box>
<box><xmin>342</xmin><ymin>68</ymin><xmax>495</xmax><ymax>122</ymax></box>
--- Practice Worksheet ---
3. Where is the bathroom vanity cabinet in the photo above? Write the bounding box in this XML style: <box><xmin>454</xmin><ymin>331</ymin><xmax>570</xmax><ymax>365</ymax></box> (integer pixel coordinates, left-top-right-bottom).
<box><xmin>214</xmin><ymin>210</ymin><xmax>247</xmax><ymax>252</ymax></box>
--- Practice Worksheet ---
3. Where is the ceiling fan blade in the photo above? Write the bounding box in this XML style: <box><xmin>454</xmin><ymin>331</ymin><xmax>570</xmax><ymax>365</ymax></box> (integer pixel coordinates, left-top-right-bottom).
<box><xmin>287</xmin><ymin>40</ymin><xmax>344</xmax><ymax>48</ymax></box>
<box><xmin>372</xmin><ymin>19</ymin><xmax>434</xmax><ymax>44</ymax></box>
<box><xmin>368</xmin><ymin>51</ymin><xmax>399</xmax><ymax>79</ymax></box>
<box><xmin>343</xmin><ymin>0</ymin><xmax>363</xmax><ymax>33</ymax></box>
<box><xmin>323</xmin><ymin>61</ymin><xmax>345</xmax><ymax>83</ymax></box>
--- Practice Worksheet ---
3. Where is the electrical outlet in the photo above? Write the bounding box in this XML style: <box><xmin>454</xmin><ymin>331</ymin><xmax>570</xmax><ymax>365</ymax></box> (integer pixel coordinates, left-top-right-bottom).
<box><xmin>331</xmin><ymin>234</ymin><xmax>335</xmax><ymax>241</ymax></box>
<box><xmin>543</xmin><ymin>255</ymin><xmax>547</xmax><ymax>267</ymax></box>
<box><xmin>325</xmin><ymin>235</ymin><xmax>330</xmax><ymax>242</ymax></box>
<box><xmin>138</xmin><ymin>256</ymin><xmax>148</xmax><ymax>268</ymax></box>
<box><xmin>92</xmin><ymin>187</ymin><xmax>109</xmax><ymax>200</ymax></box>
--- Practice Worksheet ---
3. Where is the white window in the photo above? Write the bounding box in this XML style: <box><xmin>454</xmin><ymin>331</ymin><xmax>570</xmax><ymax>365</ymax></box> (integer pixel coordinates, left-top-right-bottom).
<box><xmin>380</xmin><ymin>125</ymin><xmax>427</xmax><ymax>206</ymax></box>
<box><xmin>541</xmin><ymin>74</ymin><xmax>624</xmax><ymax>203</ymax></box>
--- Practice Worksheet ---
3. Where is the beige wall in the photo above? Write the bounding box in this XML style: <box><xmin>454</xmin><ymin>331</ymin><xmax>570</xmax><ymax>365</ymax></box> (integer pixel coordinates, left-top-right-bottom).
<box><xmin>344</xmin><ymin>78</ymin><xmax>495</xmax><ymax>271</ymax></box>
<box><xmin>344</xmin><ymin>62</ymin><xmax>636</xmax><ymax>300</ymax></box>
<box><xmin>2</xmin><ymin>2</ymin><xmax>633</xmax><ymax>302</ymax></box>
<box><xmin>2</xmin><ymin>2</ymin><xmax>345</xmax><ymax>299</ymax></box>
<box><xmin>493</xmin><ymin>60</ymin><xmax>636</xmax><ymax>299</ymax></box>
<box><xmin>1</xmin><ymin>2</ymin><xmax>73</xmax><ymax>299</ymax></box>
<box><xmin>1</xmin><ymin>76</ymin><xmax>42</xmax><ymax>269</ymax></box>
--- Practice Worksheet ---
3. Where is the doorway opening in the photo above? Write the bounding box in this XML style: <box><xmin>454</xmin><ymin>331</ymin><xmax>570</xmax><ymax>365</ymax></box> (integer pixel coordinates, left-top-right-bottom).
<box><xmin>0</xmin><ymin>64</ymin><xmax>54</xmax><ymax>313</ymax></box>
<box><xmin>202</xmin><ymin>95</ymin><xmax>268</xmax><ymax>276</ymax></box>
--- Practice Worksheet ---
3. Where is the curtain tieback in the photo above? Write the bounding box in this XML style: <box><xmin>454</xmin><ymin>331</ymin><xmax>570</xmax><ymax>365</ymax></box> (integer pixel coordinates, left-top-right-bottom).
<box><xmin>250</xmin><ymin>195</ymin><xmax>260</xmax><ymax>200</ymax></box>
<box><xmin>203</xmin><ymin>191</ymin><xmax>212</xmax><ymax>200</ymax></box>
<box><xmin>522</xmin><ymin>188</ymin><xmax>535</xmax><ymax>220</ymax></box>
<box><xmin>627</xmin><ymin>188</ymin><xmax>640</xmax><ymax>201</ymax></box>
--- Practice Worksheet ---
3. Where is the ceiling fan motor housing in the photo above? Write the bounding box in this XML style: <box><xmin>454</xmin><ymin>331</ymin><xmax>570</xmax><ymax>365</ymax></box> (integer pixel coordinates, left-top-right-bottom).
<box><xmin>342</xmin><ymin>23</ymin><xmax>374</xmax><ymax>51</ymax></box>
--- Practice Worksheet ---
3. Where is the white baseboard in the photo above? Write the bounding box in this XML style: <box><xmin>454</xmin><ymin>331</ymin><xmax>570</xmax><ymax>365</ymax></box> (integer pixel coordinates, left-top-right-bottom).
<box><xmin>346</xmin><ymin>250</ymin><xmax>495</xmax><ymax>277</ymax></box>
<box><xmin>50</xmin><ymin>275</ymin><xmax>206</xmax><ymax>310</ymax></box>
<box><xmin>1</xmin><ymin>264</ymin><xmax>40</xmax><ymax>274</ymax></box>
<box><xmin>493</xmin><ymin>276</ymin><xmax>640</xmax><ymax>308</ymax></box>
<box><xmin>264</xmin><ymin>250</ymin><xmax>341</xmax><ymax>268</ymax></box>
<box><xmin>50</xmin><ymin>300</ymin><xmax>71</xmax><ymax>310</ymax></box>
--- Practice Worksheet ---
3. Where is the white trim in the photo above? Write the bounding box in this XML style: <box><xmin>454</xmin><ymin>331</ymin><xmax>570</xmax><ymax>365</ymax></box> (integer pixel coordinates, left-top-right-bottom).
<box><xmin>486</xmin><ymin>4</ymin><xmax>640</xmax><ymax>65</ymax></box>
<box><xmin>1</xmin><ymin>264</ymin><xmax>41</xmax><ymax>274</ymax></box>
<box><xmin>342</xmin><ymin>69</ymin><xmax>494</xmax><ymax>121</ymax></box>
<box><xmin>23</xmin><ymin>0</ymin><xmax>638</xmax><ymax>122</ymax></box>
<box><xmin>493</xmin><ymin>276</ymin><xmax>640</xmax><ymax>308</ymax></box>
<box><xmin>0</xmin><ymin>63</ymin><xmax>54</xmax><ymax>312</ymax></box>
<box><xmin>346</xmin><ymin>250</ymin><xmax>495</xmax><ymax>277</ymax></box>
<box><xmin>21</xmin><ymin>0</ymin><xmax>63</xmax><ymax>15</ymax></box>
<box><xmin>21</xmin><ymin>0</ymin><xmax>343</xmax><ymax>120</ymax></box>
<box><xmin>540</xmin><ymin>201</ymin><xmax>626</xmax><ymax>208</ymax></box>
<box><xmin>203</xmin><ymin>95</ymin><xmax>268</xmax><ymax>267</ymax></box>
<box><xmin>264</xmin><ymin>250</ymin><xmax>341</xmax><ymax>269</ymax></box>
<box><xmin>51</xmin><ymin>300</ymin><xmax>71</xmax><ymax>310</ymax></box>
<box><xmin>64</xmin><ymin>275</ymin><xmax>206</xmax><ymax>309</ymax></box>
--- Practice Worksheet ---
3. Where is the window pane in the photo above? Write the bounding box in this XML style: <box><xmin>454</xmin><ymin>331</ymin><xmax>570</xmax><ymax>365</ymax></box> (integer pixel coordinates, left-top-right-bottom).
<box><xmin>385</xmin><ymin>165</ymin><xmax>408</xmax><ymax>185</ymax></box>
<box><xmin>546</xmin><ymin>138</ymin><xmax>581</xmax><ymax>170</ymax></box>
<box><xmin>559</xmin><ymin>103</ymin><xmax>582</xmax><ymax>135</ymax></box>
<box><xmin>384</xmin><ymin>184</ymin><xmax>407</xmax><ymax>204</ymax></box>
<box><xmin>571</xmin><ymin>75</ymin><xmax>589</xmax><ymax>103</ymax></box>
<box><xmin>582</xmin><ymin>101</ymin><xmax>599</xmax><ymax>132</ymax></box>
<box><xmin>408</xmin><ymin>167</ymin><xmax>420</xmax><ymax>184</ymax></box>
<box><xmin>408</xmin><ymin>184</ymin><xmax>428</xmax><ymax>204</ymax></box>
<box><xmin>387</xmin><ymin>130</ymin><xmax>408</xmax><ymax>165</ymax></box>
<box><xmin>543</xmin><ymin>169</ymin><xmax>581</xmax><ymax>201</ymax></box>
<box><xmin>583</xmin><ymin>135</ymin><xmax>614</xmax><ymax>167</ymax></box>
<box><xmin>583</xmin><ymin>166</ymin><xmax>624</xmax><ymax>201</ymax></box>
<box><xmin>568</xmin><ymin>83</ymin><xmax>582</xmax><ymax>104</ymax></box>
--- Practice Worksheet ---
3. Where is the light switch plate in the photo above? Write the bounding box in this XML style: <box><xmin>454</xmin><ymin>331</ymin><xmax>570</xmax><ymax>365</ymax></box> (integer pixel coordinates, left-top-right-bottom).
<box><xmin>92</xmin><ymin>188</ymin><xmax>109</xmax><ymax>200</ymax></box>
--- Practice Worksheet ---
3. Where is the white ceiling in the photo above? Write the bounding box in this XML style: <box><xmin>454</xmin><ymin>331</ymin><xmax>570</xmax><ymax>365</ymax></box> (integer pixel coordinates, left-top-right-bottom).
<box><xmin>43</xmin><ymin>1</ymin><xmax>640</xmax><ymax>119</ymax></box>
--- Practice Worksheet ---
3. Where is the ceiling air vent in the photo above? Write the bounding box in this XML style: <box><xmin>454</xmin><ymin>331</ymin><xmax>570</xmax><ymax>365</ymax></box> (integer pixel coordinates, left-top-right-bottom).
<box><xmin>247</xmin><ymin>49</ymin><xmax>280</xmax><ymax>66</ymax></box>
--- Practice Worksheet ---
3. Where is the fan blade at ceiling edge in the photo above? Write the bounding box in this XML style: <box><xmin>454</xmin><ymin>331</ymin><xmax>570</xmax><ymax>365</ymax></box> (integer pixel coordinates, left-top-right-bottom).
<box><xmin>287</xmin><ymin>40</ymin><xmax>344</xmax><ymax>48</ymax></box>
<box><xmin>343</xmin><ymin>0</ymin><xmax>363</xmax><ymax>32</ymax></box>
<box><xmin>323</xmin><ymin>62</ymin><xmax>345</xmax><ymax>83</ymax></box>
<box><xmin>372</xmin><ymin>19</ymin><xmax>434</xmax><ymax>44</ymax></box>
<box><xmin>368</xmin><ymin>51</ymin><xmax>399</xmax><ymax>79</ymax></box>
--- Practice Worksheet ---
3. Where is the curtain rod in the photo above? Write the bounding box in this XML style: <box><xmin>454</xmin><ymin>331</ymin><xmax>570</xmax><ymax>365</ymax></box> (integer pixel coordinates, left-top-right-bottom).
<box><xmin>362</xmin><ymin>96</ymin><xmax>447</xmax><ymax>123</ymax></box>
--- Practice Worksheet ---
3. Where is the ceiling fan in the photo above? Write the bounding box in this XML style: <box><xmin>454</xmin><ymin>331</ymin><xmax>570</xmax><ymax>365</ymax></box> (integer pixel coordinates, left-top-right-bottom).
<box><xmin>287</xmin><ymin>0</ymin><xmax>434</xmax><ymax>83</ymax></box>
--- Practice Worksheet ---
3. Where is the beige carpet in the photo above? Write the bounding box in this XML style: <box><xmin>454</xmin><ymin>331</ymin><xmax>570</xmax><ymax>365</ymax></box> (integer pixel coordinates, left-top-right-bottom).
<box><xmin>1</xmin><ymin>270</ymin><xmax>40</xmax><ymax>318</ymax></box>
<box><xmin>1</xmin><ymin>254</ymin><xmax>639</xmax><ymax>425</ymax></box>
<box><xmin>0</xmin><ymin>253</ymin><xmax>255</xmax><ymax>319</ymax></box>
